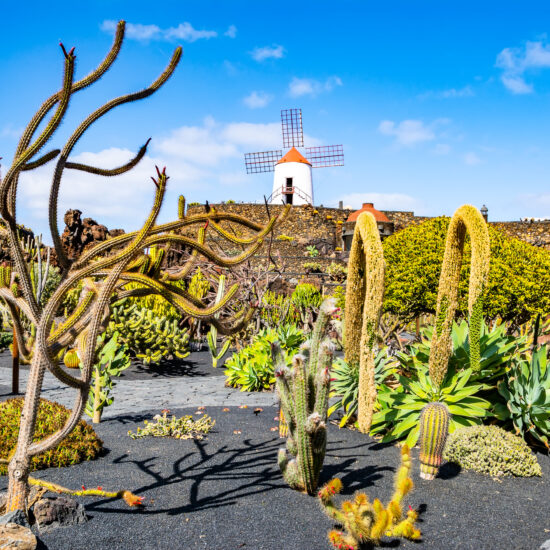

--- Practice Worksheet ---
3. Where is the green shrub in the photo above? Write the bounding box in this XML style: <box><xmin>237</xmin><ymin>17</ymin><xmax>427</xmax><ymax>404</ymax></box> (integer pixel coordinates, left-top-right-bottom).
<box><xmin>0</xmin><ymin>398</ymin><xmax>102</xmax><ymax>474</ymax></box>
<box><xmin>306</xmin><ymin>245</ymin><xmax>319</xmax><ymax>258</ymax></box>
<box><xmin>224</xmin><ymin>326</ymin><xmax>305</xmax><ymax>391</ymax></box>
<box><xmin>260</xmin><ymin>291</ymin><xmax>299</xmax><ymax>329</ymax></box>
<box><xmin>0</xmin><ymin>331</ymin><xmax>13</xmax><ymax>351</ymax></box>
<box><xmin>383</xmin><ymin>217</ymin><xmax>550</xmax><ymax>324</ymax></box>
<box><xmin>443</xmin><ymin>425</ymin><xmax>541</xmax><ymax>477</ymax></box>
<box><xmin>291</xmin><ymin>283</ymin><xmax>322</xmax><ymax>309</ymax></box>
<box><xmin>303</xmin><ymin>262</ymin><xmax>323</xmax><ymax>273</ymax></box>
<box><xmin>326</xmin><ymin>262</ymin><xmax>347</xmax><ymax>281</ymax></box>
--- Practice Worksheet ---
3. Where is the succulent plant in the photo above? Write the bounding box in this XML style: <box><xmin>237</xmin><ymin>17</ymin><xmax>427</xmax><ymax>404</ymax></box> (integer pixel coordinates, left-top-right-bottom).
<box><xmin>127</xmin><ymin>410</ymin><xmax>214</xmax><ymax>440</ymax></box>
<box><xmin>443</xmin><ymin>424</ymin><xmax>542</xmax><ymax>477</ymax></box>
<box><xmin>418</xmin><ymin>402</ymin><xmax>450</xmax><ymax>480</ymax></box>
<box><xmin>272</xmin><ymin>299</ymin><xmax>337</xmax><ymax>494</ymax></box>
<box><xmin>318</xmin><ymin>445</ymin><xmax>420</xmax><ymax>549</ymax></box>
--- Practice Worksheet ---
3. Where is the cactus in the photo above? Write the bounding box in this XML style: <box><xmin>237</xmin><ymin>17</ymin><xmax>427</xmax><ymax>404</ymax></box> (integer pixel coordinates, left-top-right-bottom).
<box><xmin>271</xmin><ymin>298</ymin><xmax>338</xmax><ymax>494</ymax></box>
<box><xmin>63</xmin><ymin>349</ymin><xmax>80</xmax><ymax>369</ymax></box>
<box><xmin>418</xmin><ymin>401</ymin><xmax>450</xmax><ymax>480</ymax></box>
<box><xmin>344</xmin><ymin>211</ymin><xmax>385</xmax><ymax>433</ymax></box>
<box><xmin>207</xmin><ymin>275</ymin><xmax>231</xmax><ymax>367</ymax></box>
<box><xmin>1</xmin><ymin>21</ymin><xmax>291</xmax><ymax>512</ymax></box>
<box><xmin>318</xmin><ymin>444</ymin><xmax>421</xmax><ymax>549</ymax></box>
<box><xmin>429</xmin><ymin>205</ymin><xmax>490</xmax><ymax>387</ymax></box>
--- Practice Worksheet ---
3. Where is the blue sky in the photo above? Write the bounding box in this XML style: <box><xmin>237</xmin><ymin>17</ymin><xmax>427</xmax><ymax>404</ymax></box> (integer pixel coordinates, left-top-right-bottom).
<box><xmin>2</xmin><ymin>1</ymin><xmax>550</xmax><ymax>241</ymax></box>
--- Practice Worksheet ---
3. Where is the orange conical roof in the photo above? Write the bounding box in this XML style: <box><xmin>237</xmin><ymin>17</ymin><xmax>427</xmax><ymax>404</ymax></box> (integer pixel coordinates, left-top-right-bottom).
<box><xmin>347</xmin><ymin>203</ymin><xmax>390</xmax><ymax>223</ymax></box>
<box><xmin>277</xmin><ymin>147</ymin><xmax>311</xmax><ymax>166</ymax></box>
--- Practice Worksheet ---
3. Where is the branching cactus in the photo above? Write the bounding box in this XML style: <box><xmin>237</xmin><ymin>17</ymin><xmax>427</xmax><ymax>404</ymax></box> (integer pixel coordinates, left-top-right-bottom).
<box><xmin>271</xmin><ymin>298</ymin><xmax>338</xmax><ymax>494</ymax></box>
<box><xmin>318</xmin><ymin>445</ymin><xmax>421</xmax><ymax>549</ymax></box>
<box><xmin>344</xmin><ymin>212</ymin><xmax>385</xmax><ymax>433</ymax></box>
<box><xmin>1</xmin><ymin>22</ymin><xmax>290</xmax><ymax>513</ymax></box>
<box><xmin>428</xmin><ymin>205</ymin><xmax>490</xmax><ymax>386</ymax></box>
<box><xmin>418</xmin><ymin>402</ymin><xmax>450</xmax><ymax>480</ymax></box>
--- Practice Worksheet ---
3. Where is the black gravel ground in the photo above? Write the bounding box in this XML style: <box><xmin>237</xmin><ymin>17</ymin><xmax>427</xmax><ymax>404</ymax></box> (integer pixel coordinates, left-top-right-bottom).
<box><xmin>1</xmin><ymin>406</ymin><xmax>548</xmax><ymax>550</ymax></box>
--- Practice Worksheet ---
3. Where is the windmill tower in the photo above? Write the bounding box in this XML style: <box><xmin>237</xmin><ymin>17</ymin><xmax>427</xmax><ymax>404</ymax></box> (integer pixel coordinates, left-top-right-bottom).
<box><xmin>244</xmin><ymin>109</ymin><xmax>344</xmax><ymax>206</ymax></box>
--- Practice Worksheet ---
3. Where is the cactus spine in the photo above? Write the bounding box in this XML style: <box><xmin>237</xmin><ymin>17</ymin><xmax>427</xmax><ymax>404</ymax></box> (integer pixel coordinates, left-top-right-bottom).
<box><xmin>206</xmin><ymin>275</ymin><xmax>231</xmax><ymax>367</ymax></box>
<box><xmin>418</xmin><ymin>402</ymin><xmax>451</xmax><ymax>480</ymax></box>
<box><xmin>272</xmin><ymin>298</ymin><xmax>337</xmax><ymax>494</ymax></box>
<box><xmin>428</xmin><ymin>205</ymin><xmax>490</xmax><ymax>386</ymax></box>
<box><xmin>318</xmin><ymin>445</ymin><xmax>421</xmax><ymax>549</ymax></box>
<box><xmin>344</xmin><ymin>211</ymin><xmax>385</xmax><ymax>433</ymax></box>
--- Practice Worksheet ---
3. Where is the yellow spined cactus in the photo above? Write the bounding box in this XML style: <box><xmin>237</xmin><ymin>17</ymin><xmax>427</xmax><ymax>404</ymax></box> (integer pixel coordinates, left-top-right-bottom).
<box><xmin>344</xmin><ymin>212</ymin><xmax>385</xmax><ymax>433</ymax></box>
<box><xmin>63</xmin><ymin>349</ymin><xmax>80</xmax><ymax>369</ymax></box>
<box><xmin>428</xmin><ymin>205</ymin><xmax>490</xmax><ymax>387</ymax></box>
<box><xmin>319</xmin><ymin>445</ymin><xmax>420</xmax><ymax>549</ymax></box>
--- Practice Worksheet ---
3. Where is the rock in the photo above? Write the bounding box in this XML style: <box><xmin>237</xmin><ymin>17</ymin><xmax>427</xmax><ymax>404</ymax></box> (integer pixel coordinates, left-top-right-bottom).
<box><xmin>0</xmin><ymin>523</ymin><xmax>37</xmax><ymax>549</ymax></box>
<box><xmin>0</xmin><ymin>511</ymin><xmax>29</xmax><ymax>529</ymax></box>
<box><xmin>0</xmin><ymin>494</ymin><xmax>6</xmax><ymax>516</ymax></box>
<box><xmin>61</xmin><ymin>209</ymin><xmax>115</xmax><ymax>260</ymax></box>
<box><xmin>33</xmin><ymin>496</ymin><xmax>87</xmax><ymax>533</ymax></box>
<box><xmin>540</xmin><ymin>540</ymin><xmax>550</xmax><ymax>550</ymax></box>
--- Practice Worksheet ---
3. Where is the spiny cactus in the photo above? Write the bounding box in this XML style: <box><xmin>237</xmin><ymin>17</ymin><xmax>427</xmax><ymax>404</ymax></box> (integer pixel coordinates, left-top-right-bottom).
<box><xmin>318</xmin><ymin>445</ymin><xmax>421</xmax><ymax>549</ymax></box>
<box><xmin>418</xmin><ymin>401</ymin><xmax>450</xmax><ymax>480</ymax></box>
<box><xmin>271</xmin><ymin>298</ymin><xmax>337</xmax><ymax>494</ymax></box>
<box><xmin>429</xmin><ymin>205</ymin><xmax>490</xmax><ymax>387</ymax></box>
<box><xmin>344</xmin><ymin>211</ymin><xmax>385</xmax><ymax>433</ymax></box>
<box><xmin>2</xmin><ymin>21</ymin><xmax>290</xmax><ymax>512</ymax></box>
<box><xmin>207</xmin><ymin>274</ymin><xmax>231</xmax><ymax>367</ymax></box>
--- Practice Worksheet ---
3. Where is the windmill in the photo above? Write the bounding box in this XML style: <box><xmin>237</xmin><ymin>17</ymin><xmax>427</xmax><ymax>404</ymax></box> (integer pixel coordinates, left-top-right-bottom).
<box><xmin>244</xmin><ymin>108</ymin><xmax>344</xmax><ymax>206</ymax></box>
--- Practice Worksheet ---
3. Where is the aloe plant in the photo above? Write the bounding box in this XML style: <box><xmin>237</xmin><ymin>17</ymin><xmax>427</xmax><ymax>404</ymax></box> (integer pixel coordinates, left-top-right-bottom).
<box><xmin>495</xmin><ymin>344</ymin><xmax>550</xmax><ymax>448</ymax></box>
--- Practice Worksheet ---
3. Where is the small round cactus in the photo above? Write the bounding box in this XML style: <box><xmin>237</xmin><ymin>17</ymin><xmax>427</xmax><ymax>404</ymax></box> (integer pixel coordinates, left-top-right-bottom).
<box><xmin>63</xmin><ymin>349</ymin><xmax>81</xmax><ymax>369</ymax></box>
<box><xmin>418</xmin><ymin>401</ymin><xmax>450</xmax><ymax>480</ymax></box>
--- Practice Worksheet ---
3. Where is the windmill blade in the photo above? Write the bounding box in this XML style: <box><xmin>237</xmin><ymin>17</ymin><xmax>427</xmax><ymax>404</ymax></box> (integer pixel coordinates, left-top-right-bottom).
<box><xmin>244</xmin><ymin>150</ymin><xmax>282</xmax><ymax>174</ymax></box>
<box><xmin>281</xmin><ymin>108</ymin><xmax>304</xmax><ymax>148</ymax></box>
<box><xmin>305</xmin><ymin>145</ymin><xmax>344</xmax><ymax>168</ymax></box>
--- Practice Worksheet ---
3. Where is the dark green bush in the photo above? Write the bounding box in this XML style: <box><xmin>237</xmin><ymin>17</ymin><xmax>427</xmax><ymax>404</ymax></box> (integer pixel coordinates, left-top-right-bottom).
<box><xmin>383</xmin><ymin>217</ymin><xmax>550</xmax><ymax>324</ymax></box>
<box><xmin>0</xmin><ymin>398</ymin><xmax>102</xmax><ymax>474</ymax></box>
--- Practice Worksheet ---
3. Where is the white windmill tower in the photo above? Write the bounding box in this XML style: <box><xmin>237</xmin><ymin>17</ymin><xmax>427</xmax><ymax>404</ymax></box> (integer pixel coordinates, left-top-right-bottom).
<box><xmin>244</xmin><ymin>109</ymin><xmax>344</xmax><ymax>206</ymax></box>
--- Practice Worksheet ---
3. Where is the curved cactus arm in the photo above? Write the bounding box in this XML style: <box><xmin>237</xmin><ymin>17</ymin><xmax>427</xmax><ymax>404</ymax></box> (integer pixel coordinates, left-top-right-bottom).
<box><xmin>161</xmin><ymin>226</ymin><xmax>206</xmax><ymax>281</ymax></box>
<box><xmin>65</xmin><ymin>138</ymin><xmax>151</xmax><ymax>176</ymax></box>
<box><xmin>74</xmin><ymin>205</ymin><xmax>290</xmax><ymax>270</ymax></box>
<box><xmin>0</xmin><ymin>289</ymin><xmax>38</xmax><ymax>326</ymax></box>
<box><xmin>50</xmin><ymin>49</ymin><xmax>181</xmax><ymax>270</ymax></box>
<box><xmin>428</xmin><ymin>205</ymin><xmax>490</xmax><ymax>386</ymax></box>
<box><xmin>314</xmin><ymin>340</ymin><xmax>334</xmax><ymax>419</ymax></box>
<box><xmin>21</xmin><ymin>149</ymin><xmax>61</xmax><ymax>171</ymax></box>
<box><xmin>344</xmin><ymin>212</ymin><xmax>385</xmax><ymax>434</ymax></box>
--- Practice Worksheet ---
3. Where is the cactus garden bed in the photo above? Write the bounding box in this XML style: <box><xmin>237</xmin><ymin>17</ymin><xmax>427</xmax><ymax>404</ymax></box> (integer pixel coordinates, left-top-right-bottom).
<box><xmin>1</xmin><ymin>404</ymin><xmax>548</xmax><ymax>550</ymax></box>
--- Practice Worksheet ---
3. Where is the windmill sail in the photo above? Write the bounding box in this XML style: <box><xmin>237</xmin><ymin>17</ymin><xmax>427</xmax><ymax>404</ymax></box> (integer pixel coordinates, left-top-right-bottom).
<box><xmin>281</xmin><ymin>108</ymin><xmax>304</xmax><ymax>148</ymax></box>
<box><xmin>244</xmin><ymin>150</ymin><xmax>282</xmax><ymax>174</ymax></box>
<box><xmin>305</xmin><ymin>145</ymin><xmax>344</xmax><ymax>168</ymax></box>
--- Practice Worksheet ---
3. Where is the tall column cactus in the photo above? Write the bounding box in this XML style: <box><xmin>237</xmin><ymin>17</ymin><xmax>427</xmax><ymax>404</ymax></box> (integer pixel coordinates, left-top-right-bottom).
<box><xmin>271</xmin><ymin>298</ymin><xmax>338</xmax><ymax>494</ymax></box>
<box><xmin>428</xmin><ymin>204</ymin><xmax>490</xmax><ymax>387</ymax></box>
<box><xmin>1</xmin><ymin>22</ymin><xmax>290</xmax><ymax>513</ymax></box>
<box><xmin>344</xmin><ymin>212</ymin><xmax>385</xmax><ymax>433</ymax></box>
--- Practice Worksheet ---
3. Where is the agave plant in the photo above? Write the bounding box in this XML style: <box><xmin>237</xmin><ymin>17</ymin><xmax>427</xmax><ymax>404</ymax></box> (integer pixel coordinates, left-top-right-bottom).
<box><xmin>328</xmin><ymin>349</ymin><xmax>395</xmax><ymax>427</ymax></box>
<box><xmin>370</xmin><ymin>364</ymin><xmax>492</xmax><ymax>447</ymax></box>
<box><xmin>495</xmin><ymin>345</ymin><xmax>550</xmax><ymax>448</ymax></box>
<box><xmin>396</xmin><ymin>319</ymin><xmax>527</xmax><ymax>383</ymax></box>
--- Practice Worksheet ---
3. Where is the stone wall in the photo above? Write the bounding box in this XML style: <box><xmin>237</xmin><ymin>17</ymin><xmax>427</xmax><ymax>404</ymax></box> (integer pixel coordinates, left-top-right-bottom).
<box><xmin>489</xmin><ymin>220</ymin><xmax>550</xmax><ymax>250</ymax></box>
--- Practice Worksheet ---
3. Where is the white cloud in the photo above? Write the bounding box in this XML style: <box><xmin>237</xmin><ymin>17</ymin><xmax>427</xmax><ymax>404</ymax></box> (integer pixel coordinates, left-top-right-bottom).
<box><xmin>432</xmin><ymin>143</ymin><xmax>451</xmax><ymax>155</ymax></box>
<box><xmin>495</xmin><ymin>40</ymin><xmax>550</xmax><ymax>94</ymax></box>
<box><xmin>335</xmin><ymin>192</ymin><xmax>424</xmax><ymax>213</ymax></box>
<box><xmin>288</xmin><ymin>76</ymin><xmax>343</xmax><ymax>97</ymax></box>
<box><xmin>243</xmin><ymin>91</ymin><xmax>273</xmax><ymax>109</ymax></box>
<box><xmin>224</xmin><ymin>25</ymin><xmax>237</xmax><ymax>38</ymax></box>
<box><xmin>100</xmin><ymin>20</ymin><xmax>217</xmax><ymax>42</ymax></box>
<box><xmin>419</xmin><ymin>85</ymin><xmax>474</xmax><ymax>99</ymax></box>
<box><xmin>250</xmin><ymin>45</ymin><xmax>285</xmax><ymax>62</ymax></box>
<box><xmin>463</xmin><ymin>152</ymin><xmax>482</xmax><ymax>165</ymax></box>
<box><xmin>378</xmin><ymin>119</ymin><xmax>435</xmax><ymax>147</ymax></box>
<box><xmin>0</xmin><ymin>124</ymin><xmax>23</xmax><ymax>140</ymax></box>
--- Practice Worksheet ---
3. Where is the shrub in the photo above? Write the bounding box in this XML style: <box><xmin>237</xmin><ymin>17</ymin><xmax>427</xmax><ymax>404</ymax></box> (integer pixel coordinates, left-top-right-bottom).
<box><xmin>443</xmin><ymin>425</ymin><xmax>542</xmax><ymax>477</ymax></box>
<box><xmin>291</xmin><ymin>283</ymin><xmax>322</xmax><ymax>309</ymax></box>
<box><xmin>224</xmin><ymin>326</ymin><xmax>305</xmax><ymax>391</ymax></box>
<box><xmin>303</xmin><ymin>262</ymin><xmax>323</xmax><ymax>273</ymax></box>
<box><xmin>383</xmin><ymin>217</ymin><xmax>550</xmax><ymax>324</ymax></box>
<box><xmin>306</xmin><ymin>245</ymin><xmax>319</xmax><ymax>257</ymax></box>
<box><xmin>260</xmin><ymin>291</ymin><xmax>299</xmax><ymax>328</ymax></box>
<box><xmin>0</xmin><ymin>331</ymin><xmax>13</xmax><ymax>351</ymax></box>
<box><xmin>326</xmin><ymin>262</ymin><xmax>347</xmax><ymax>281</ymax></box>
<box><xmin>0</xmin><ymin>398</ymin><xmax>102</xmax><ymax>474</ymax></box>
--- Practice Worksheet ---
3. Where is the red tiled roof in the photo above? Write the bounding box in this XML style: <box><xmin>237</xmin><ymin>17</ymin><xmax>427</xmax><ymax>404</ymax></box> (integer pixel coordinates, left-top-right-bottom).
<box><xmin>347</xmin><ymin>203</ymin><xmax>390</xmax><ymax>223</ymax></box>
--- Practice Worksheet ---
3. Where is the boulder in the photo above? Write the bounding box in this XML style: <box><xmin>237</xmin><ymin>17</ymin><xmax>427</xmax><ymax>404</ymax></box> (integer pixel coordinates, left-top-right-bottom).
<box><xmin>33</xmin><ymin>496</ymin><xmax>87</xmax><ymax>533</ymax></box>
<box><xmin>0</xmin><ymin>523</ymin><xmax>36</xmax><ymax>549</ymax></box>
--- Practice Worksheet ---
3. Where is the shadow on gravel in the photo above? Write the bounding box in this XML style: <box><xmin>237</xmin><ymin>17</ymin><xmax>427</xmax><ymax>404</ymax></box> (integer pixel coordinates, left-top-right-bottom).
<box><xmin>83</xmin><ymin>436</ymin><xmax>282</xmax><ymax>516</ymax></box>
<box><xmin>123</xmin><ymin>358</ymin><xmax>207</xmax><ymax>379</ymax></box>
